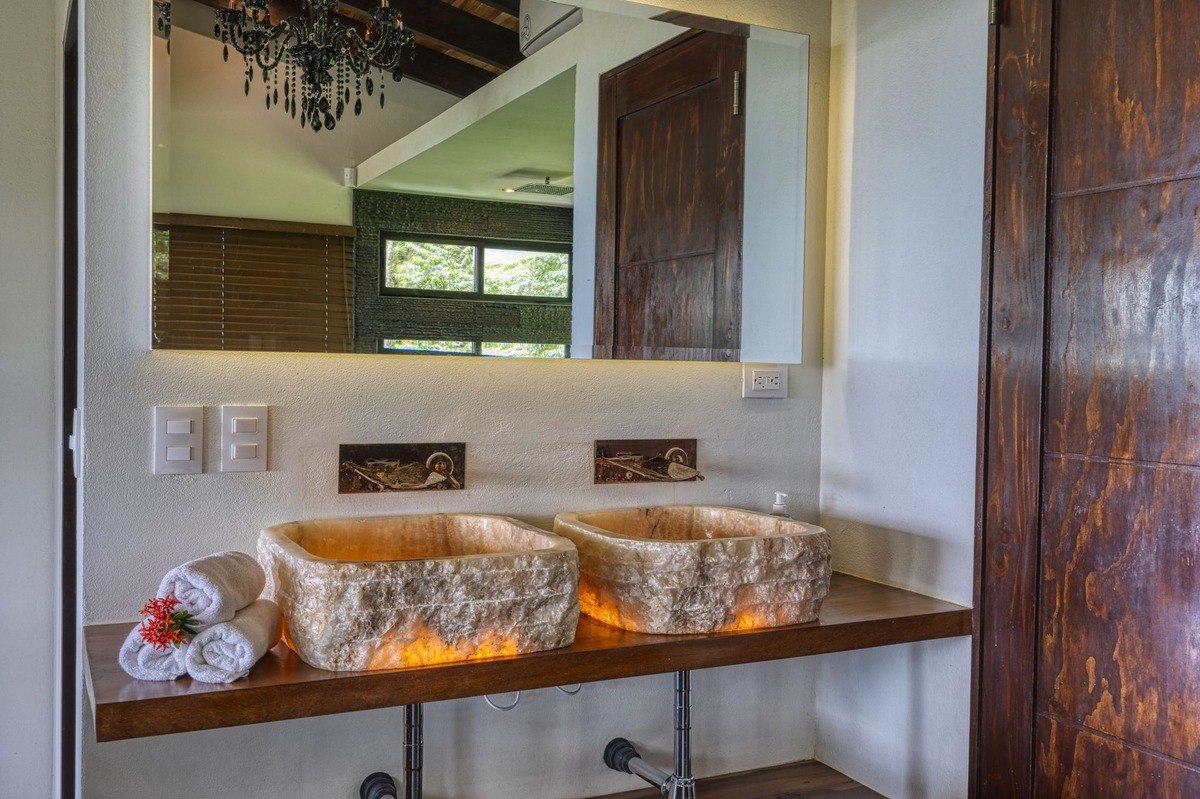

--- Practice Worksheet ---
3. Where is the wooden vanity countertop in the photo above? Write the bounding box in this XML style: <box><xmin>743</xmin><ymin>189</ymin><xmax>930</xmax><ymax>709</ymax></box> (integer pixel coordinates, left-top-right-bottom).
<box><xmin>85</xmin><ymin>572</ymin><xmax>971</xmax><ymax>742</ymax></box>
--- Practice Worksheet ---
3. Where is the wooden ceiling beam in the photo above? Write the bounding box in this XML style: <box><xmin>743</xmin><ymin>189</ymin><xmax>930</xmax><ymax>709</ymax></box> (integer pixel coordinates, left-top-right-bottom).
<box><xmin>470</xmin><ymin>0</ymin><xmax>520</xmax><ymax>17</ymax></box>
<box><xmin>403</xmin><ymin>42</ymin><xmax>494</xmax><ymax>96</ymax></box>
<box><xmin>183</xmin><ymin>0</ymin><xmax>496</xmax><ymax>97</ymax></box>
<box><xmin>340</xmin><ymin>0</ymin><xmax>522</xmax><ymax>70</ymax></box>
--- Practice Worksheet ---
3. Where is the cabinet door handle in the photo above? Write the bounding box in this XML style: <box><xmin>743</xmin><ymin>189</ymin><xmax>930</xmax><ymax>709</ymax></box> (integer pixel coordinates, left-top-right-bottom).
<box><xmin>733</xmin><ymin>70</ymin><xmax>742</xmax><ymax>116</ymax></box>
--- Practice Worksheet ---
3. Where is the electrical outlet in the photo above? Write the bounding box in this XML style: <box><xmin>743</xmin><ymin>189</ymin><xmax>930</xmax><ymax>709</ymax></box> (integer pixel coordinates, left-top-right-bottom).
<box><xmin>753</xmin><ymin>370</ymin><xmax>782</xmax><ymax>391</ymax></box>
<box><xmin>742</xmin><ymin>363</ymin><xmax>788</xmax><ymax>399</ymax></box>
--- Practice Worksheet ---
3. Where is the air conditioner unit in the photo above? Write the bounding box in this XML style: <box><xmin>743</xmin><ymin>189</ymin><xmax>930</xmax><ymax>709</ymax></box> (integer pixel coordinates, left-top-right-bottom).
<box><xmin>519</xmin><ymin>0</ymin><xmax>583</xmax><ymax>57</ymax></box>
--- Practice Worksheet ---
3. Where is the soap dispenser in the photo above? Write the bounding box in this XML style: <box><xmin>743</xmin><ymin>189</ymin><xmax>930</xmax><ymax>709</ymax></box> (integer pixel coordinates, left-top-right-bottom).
<box><xmin>770</xmin><ymin>492</ymin><xmax>790</xmax><ymax>518</ymax></box>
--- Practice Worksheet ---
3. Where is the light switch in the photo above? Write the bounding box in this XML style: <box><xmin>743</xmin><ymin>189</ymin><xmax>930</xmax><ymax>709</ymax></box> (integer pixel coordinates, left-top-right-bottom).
<box><xmin>220</xmin><ymin>405</ymin><xmax>268</xmax><ymax>472</ymax></box>
<box><xmin>165</xmin><ymin>446</ymin><xmax>192</xmax><ymax>462</ymax></box>
<box><xmin>231</xmin><ymin>417</ymin><xmax>258</xmax><ymax>434</ymax></box>
<box><xmin>231</xmin><ymin>443</ymin><xmax>258</xmax><ymax>460</ymax></box>
<box><xmin>154</xmin><ymin>406</ymin><xmax>203</xmax><ymax>475</ymax></box>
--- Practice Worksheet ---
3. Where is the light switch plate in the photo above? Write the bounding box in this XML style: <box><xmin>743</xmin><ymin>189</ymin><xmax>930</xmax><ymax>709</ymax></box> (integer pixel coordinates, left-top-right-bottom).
<box><xmin>741</xmin><ymin>363</ymin><xmax>788</xmax><ymax>399</ymax></box>
<box><xmin>220</xmin><ymin>405</ymin><xmax>268</xmax><ymax>472</ymax></box>
<box><xmin>154</xmin><ymin>406</ymin><xmax>203</xmax><ymax>475</ymax></box>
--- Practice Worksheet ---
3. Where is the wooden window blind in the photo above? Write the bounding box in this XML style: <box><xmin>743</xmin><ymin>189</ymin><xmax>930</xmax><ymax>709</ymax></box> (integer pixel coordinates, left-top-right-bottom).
<box><xmin>152</xmin><ymin>214</ymin><xmax>354</xmax><ymax>353</ymax></box>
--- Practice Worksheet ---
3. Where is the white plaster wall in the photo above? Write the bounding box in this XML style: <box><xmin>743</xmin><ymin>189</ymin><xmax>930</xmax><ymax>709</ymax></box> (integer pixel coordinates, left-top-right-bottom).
<box><xmin>80</xmin><ymin>1</ymin><xmax>830</xmax><ymax>796</ymax></box>
<box><xmin>815</xmin><ymin>1</ymin><xmax>987</xmax><ymax>797</ymax></box>
<box><xmin>0</xmin><ymin>1</ymin><xmax>63</xmax><ymax>797</ymax></box>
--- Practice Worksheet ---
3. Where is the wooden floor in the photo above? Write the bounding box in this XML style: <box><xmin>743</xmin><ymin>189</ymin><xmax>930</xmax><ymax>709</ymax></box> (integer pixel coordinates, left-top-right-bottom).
<box><xmin>598</xmin><ymin>760</ymin><xmax>883</xmax><ymax>799</ymax></box>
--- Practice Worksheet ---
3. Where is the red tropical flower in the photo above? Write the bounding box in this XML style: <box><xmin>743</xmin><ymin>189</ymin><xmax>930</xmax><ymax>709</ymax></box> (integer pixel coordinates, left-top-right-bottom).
<box><xmin>138</xmin><ymin>595</ymin><xmax>200</xmax><ymax>650</ymax></box>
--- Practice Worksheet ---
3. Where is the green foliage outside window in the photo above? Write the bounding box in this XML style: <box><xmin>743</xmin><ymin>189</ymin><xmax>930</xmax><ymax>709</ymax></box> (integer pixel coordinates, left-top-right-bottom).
<box><xmin>386</xmin><ymin>240</ymin><xmax>475</xmax><ymax>292</ymax></box>
<box><xmin>382</xmin><ymin>339</ymin><xmax>476</xmax><ymax>354</ymax></box>
<box><xmin>153</xmin><ymin>227</ymin><xmax>170</xmax><ymax>281</ymax></box>
<box><xmin>385</xmin><ymin>239</ymin><xmax>569</xmax><ymax>299</ymax></box>
<box><xmin>483</xmin><ymin>249</ymin><xmax>569</xmax><ymax>298</ymax></box>
<box><xmin>482</xmin><ymin>342</ymin><xmax>566</xmax><ymax>358</ymax></box>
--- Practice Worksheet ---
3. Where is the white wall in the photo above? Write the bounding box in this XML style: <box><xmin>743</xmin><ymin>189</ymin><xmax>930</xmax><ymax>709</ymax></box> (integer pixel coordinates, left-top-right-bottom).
<box><xmin>815</xmin><ymin>1</ymin><xmax>986</xmax><ymax>797</ymax></box>
<box><xmin>80</xmin><ymin>1</ymin><xmax>829</xmax><ymax>797</ymax></box>
<box><xmin>0</xmin><ymin>1</ymin><xmax>66</xmax><ymax>797</ymax></box>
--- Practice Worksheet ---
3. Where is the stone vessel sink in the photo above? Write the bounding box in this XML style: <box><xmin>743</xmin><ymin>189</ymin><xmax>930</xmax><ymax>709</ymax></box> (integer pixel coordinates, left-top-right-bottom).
<box><xmin>258</xmin><ymin>514</ymin><xmax>579</xmax><ymax>671</ymax></box>
<box><xmin>553</xmin><ymin>506</ymin><xmax>831</xmax><ymax>634</ymax></box>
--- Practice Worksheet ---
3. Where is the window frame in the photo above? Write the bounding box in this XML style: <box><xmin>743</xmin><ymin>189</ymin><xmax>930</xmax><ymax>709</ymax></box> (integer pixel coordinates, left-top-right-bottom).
<box><xmin>378</xmin><ymin>231</ymin><xmax>573</xmax><ymax>304</ymax></box>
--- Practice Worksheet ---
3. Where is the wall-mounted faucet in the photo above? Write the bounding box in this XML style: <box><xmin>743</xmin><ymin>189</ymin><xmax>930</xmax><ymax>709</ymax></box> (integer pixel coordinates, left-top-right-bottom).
<box><xmin>594</xmin><ymin>439</ymin><xmax>705</xmax><ymax>484</ymax></box>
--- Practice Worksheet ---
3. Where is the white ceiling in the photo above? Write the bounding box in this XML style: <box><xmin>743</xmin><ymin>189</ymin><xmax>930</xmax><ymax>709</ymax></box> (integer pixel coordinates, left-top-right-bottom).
<box><xmin>357</xmin><ymin>68</ymin><xmax>576</xmax><ymax>207</ymax></box>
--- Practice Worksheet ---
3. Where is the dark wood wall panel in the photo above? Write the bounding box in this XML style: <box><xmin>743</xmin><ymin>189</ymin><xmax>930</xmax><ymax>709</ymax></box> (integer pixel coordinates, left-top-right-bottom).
<box><xmin>1024</xmin><ymin>0</ymin><xmax>1200</xmax><ymax>793</ymax></box>
<box><xmin>1039</xmin><ymin>455</ymin><xmax>1200</xmax><ymax>764</ymax></box>
<box><xmin>974</xmin><ymin>0</ymin><xmax>1054</xmax><ymax>793</ymax></box>
<box><xmin>979</xmin><ymin>0</ymin><xmax>1200</xmax><ymax>795</ymax></box>
<box><xmin>1036</xmin><ymin>716</ymin><xmax>1200</xmax><ymax>799</ymax></box>
<box><xmin>1053</xmin><ymin>0</ymin><xmax>1200</xmax><ymax>195</ymax></box>
<box><xmin>1046</xmin><ymin>180</ymin><xmax>1200</xmax><ymax>465</ymax></box>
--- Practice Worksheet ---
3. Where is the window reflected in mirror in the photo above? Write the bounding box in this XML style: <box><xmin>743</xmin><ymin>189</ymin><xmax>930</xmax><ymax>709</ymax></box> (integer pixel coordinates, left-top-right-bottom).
<box><xmin>382</xmin><ymin>236</ymin><xmax>571</xmax><ymax>302</ymax></box>
<box><xmin>382</xmin><ymin>339</ymin><xmax>568</xmax><ymax>358</ymax></box>
<box><xmin>385</xmin><ymin>240</ymin><xmax>477</xmax><ymax>294</ymax></box>
<box><xmin>483</xmin><ymin>249</ymin><xmax>570</xmax><ymax>300</ymax></box>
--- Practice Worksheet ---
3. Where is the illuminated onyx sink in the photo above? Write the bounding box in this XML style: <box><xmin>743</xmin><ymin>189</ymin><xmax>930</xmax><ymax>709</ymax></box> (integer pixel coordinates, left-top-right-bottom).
<box><xmin>258</xmin><ymin>514</ymin><xmax>579</xmax><ymax>671</ymax></box>
<box><xmin>554</xmin><ymin>506</ymin><xmax>831</xmax><ymax>634</ymax></box>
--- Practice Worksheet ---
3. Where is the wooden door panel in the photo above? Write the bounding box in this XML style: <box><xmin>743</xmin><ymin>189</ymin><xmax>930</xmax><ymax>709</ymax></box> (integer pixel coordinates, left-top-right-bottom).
<box><xmin>1054</xmin><ymin>0</ymin><xmax>1200</xmax><ymax>195</ymax></box>
<box><xmin>594</xmin><ymin>30</ymin><xmax>744</xmax><ymax>361</ymax></box>
<box><xmin>1035</xmin><ymin>716</ymin><xmax>1200</xmax><ymax>798</ymax></box>
<box><xmin>1046</xmin><ymin>180</ymin><xmax>1200</xmax><ymax>465</ymax></box>
<box><xmin>1039</xmin><ymin>455</ymin><xmax>1200</xmax><ymax>765</ymax></box>
<box><xmin>612</xmin><ymin>32</ymin><xmax>720</xmax><ymax>117</ymax></box>
<box><xmin>617</xmin><ymin>86</ymin><xmax>720</xmax><ymax>266</ymax></box>
<box><xmin>615</xmin><ymin>256</ymin><xmax>716</xmax><ymax>353</ymax></box>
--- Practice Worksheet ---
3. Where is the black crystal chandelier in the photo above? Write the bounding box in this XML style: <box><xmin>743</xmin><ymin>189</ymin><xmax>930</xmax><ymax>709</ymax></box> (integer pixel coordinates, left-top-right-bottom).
<box><xmin>212</xmin><ymin>0</ymin><xmax>415</xmax><ymax>132</ymax></box>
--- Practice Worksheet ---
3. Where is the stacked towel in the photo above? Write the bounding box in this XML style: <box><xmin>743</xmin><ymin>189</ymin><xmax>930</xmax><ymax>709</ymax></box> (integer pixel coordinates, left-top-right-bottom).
<box><xmin>185</xmin><ymin>599</ymin><xmax>283</xmax><ymax>683</ymax></box>
<box><xmin>120</xmin><ymin>550</ymin><xmax>277</xmax><ymax>683</ymax></box>
<box><xmin>157</xmin><ymin>550</ymin><xmax>266</xmax><ymax>625</ymax></box>
<box><xmin>118</xmin><ymin>625</ymin><xmax>189</xmax><ymax>681</ymax></box>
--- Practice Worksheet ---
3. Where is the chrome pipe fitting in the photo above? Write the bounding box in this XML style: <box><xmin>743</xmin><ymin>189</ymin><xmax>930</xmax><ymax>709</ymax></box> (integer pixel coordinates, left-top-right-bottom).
<box><xmin>603</xmin><ymin>670</ymin><xmax>697</xmax><ymax>798</ymax></box>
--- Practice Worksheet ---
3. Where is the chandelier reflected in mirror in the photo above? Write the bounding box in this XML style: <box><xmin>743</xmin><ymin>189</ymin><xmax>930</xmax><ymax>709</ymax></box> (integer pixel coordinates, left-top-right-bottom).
<box><xmin>207</xmin><ymin>0</ymin><xmax>415</xmax><ymax>132</ymax></box>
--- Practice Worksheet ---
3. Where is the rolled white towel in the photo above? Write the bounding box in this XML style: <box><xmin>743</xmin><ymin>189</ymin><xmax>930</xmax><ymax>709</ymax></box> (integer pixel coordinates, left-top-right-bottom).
<box><xmin>157</xmin><ymin>550</ymin><xmax>266</xmax><ymax>626</ymax></box>
<box><xmin>185</xmin><ymin>599</ymin><xmax>282</xmax><ymax>683</ymax></box>
<box><xmin>118</xmin><ymin>624</ymin><xmax>188</xmax><ymax>681</ymax></box>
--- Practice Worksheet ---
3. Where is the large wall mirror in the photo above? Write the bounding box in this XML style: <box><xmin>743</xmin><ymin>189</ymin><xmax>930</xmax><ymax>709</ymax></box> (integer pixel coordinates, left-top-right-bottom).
<box><xmin>151</xmin><ymin>0</ymin><xmax>811</xmax><ymax>362</ymax></box>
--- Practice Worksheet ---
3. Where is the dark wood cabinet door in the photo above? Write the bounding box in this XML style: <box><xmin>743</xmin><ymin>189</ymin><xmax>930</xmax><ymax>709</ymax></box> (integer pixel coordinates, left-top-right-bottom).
<box><xmin>977</xmin><ymin>0</ymin><xmax>1200</xmax><ymax>794</ymax></box>
<box><xmin>593</xmin><ymin>30</ymin><xmax>745</xmax><ymax>361</ymax></box>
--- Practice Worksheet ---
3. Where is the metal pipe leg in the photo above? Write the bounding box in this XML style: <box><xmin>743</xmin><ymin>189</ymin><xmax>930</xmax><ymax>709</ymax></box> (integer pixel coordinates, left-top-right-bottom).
<box><xmin>668</xmin><ymin>670</ymin><xmax>696</xmax><ymax>799</ymax></box>
<box><xmin>404</xmin><ymin>703</ymin><xmax>424</xmax><ymax>799</ymax></box>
